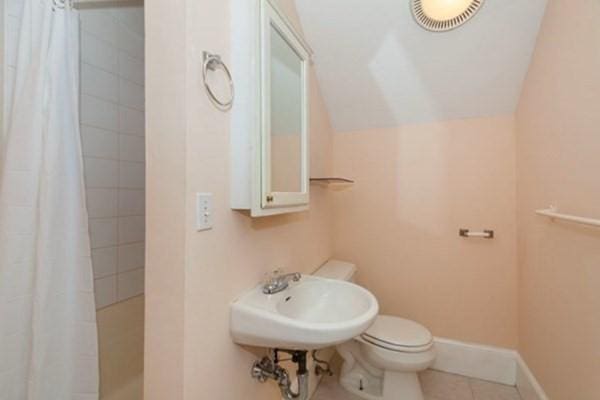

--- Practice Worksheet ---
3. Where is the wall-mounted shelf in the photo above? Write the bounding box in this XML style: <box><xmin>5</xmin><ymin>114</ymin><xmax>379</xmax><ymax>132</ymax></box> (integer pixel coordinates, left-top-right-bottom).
<box><xmin>309</xmin><ymin>178</ymin><xmax>355</xmax><ymax>185</ymax></box>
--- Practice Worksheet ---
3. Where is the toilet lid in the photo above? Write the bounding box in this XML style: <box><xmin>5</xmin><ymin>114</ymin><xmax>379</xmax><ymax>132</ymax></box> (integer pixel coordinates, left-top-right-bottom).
<box><xmin>361</xmin><ymin>315</ymin><xmax>433</xmax><ymax>352</ymax></box>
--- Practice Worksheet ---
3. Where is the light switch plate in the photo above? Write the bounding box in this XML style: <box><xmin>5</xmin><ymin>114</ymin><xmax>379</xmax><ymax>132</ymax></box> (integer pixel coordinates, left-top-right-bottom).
<box><xmin>196</xmin><ymin>193</ymin><xmax>213</xmax><ymax>231</ymax></box>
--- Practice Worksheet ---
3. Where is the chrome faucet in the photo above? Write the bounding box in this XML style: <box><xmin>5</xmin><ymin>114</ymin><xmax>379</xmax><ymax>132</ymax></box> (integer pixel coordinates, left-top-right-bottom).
<box><xmin>263</xmin><ymin>269</ymin><xmax>302</xmax><ymax>294</ymax></box>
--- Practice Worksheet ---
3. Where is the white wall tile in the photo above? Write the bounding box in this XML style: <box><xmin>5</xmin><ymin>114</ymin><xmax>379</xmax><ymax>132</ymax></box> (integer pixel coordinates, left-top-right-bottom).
<box><xmin>81</xmin><ymin>95</ymin><xmax>119</xmax><ymax>131</ymax></box>
<box><xmin>91</xmin><ymin>247</ymin><xmax>118</xmax><ymax>279</ymax></box>
<box><xmin>80</xmin><ymin>10</ymin><xmax>118</xmax><ymax>45</ymax></box>
<box><xmin>118</xmin><ymin>216</ymin><xmax>145</xmax><ymax>244</ymax></box>
<box><xmin>119</xmin><ymin>161</ymin><xmax>144</xmax><ymax>189</ymax></box>
<box><xmin>86</xmin><ymin>188</ymin><xmax>118</xmax><ymax>218</ymax></box>
<box><xmin>119</xmin><ymin>106</ymin><xmax>145</xmax><ymax>136</ymax></box>
<box><xmin>118</xmin><ymin>243</ymin><xmax>145</xmax><ymax>273</ymax></box>
<box><xmin>81</xmin><ymin>32</ymin><xmax>118</xmax><ymax>73</ymax></box>
<box><xmin>89</xmin><ymin>218</ymin><xmax>118</xmax><ymax>249</ymax></box>
<box><xmin>119</xmin><ymin>51</ymin><xmax>144</xmax><ymax>85</ymax></box>
<box><xmin>112</xmin><ymin>8</ymin><xmax>144</xmax><ymax>36</ymax></box>
<box><xmin>77</xmin><ymin>6</ymin><xmax>146</xmax><ymax>308</ymax></box>
<box><xmin>117</xmin><ymin>268</ymin><xmax>144</xmax><ymax>301</ymax></box>
<box><xmin>81</xmin><ymin>125</ymin><xmax>119</xmax><ymax>159</ymax></box>
<box><xmin>119</xmin><ymin>134</ymin><xmax>145</xmax><ymax>162</ymax></box>
<box><xmin>94</xmin><ymin>275</ymin><xmax>117</xmax><ymax>309</ymax></box>
<box><xmin>118</xmin><ymin>189</ymin><xmax>145</xmax><ymax>216</ymax></box>
<box><xmin>84</xmin><ymin>157</ymin><xmax>118</xmax><ymax>188</ymax></box>
<box><xmin>119</xmin><ymin>79</ymin><xmax>144</xmax><ymax>111</ymax></box>
<box><xmin>87</xmin><ymin>188</ymin><xmax>118</xmax><ymax>218</ymax></box>
<box><xmin>81</xmin><ymin>63</ymin><xmax>119</xmax><ymax>102</ymax></box>
<box><xmin>117</xmin><ymin>24</ymin><xmax>144</xmax><ymax>60</ymax></box>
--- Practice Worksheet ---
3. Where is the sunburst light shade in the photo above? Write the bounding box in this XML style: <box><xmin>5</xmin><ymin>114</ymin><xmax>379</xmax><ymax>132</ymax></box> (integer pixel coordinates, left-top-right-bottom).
<box><xmin>412</xmin><ymin>0</ymin><xmax>485</xmax><ymax>32</ymax></box>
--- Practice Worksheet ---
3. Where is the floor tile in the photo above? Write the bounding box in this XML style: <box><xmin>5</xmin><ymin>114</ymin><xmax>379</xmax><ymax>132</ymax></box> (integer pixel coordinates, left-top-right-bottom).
<box><xmin>312</xmin><ymin>375</ymin><xmax>364</xmax><ymax>400</ymax></box>
<box><xmin>420</xmin><ymin>370</ymin><xmax>474</xmax><ymax>400</ymax></box>
<box><xmin>312</xmin><ymin>369</ymin><xmax>523</xmax><ymax>400</ymax></box>
<box><xmin>470</xmin><ymin>378</ymin><xmax>522</xmax><ymax>400</ymax></box>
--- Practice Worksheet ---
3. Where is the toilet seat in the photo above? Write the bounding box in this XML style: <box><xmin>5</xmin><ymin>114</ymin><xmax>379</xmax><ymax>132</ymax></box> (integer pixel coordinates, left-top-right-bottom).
<box><xmin>360</xmin><ymin>315</ymin><xmax>433</xmax><ymax>353</ymax></box>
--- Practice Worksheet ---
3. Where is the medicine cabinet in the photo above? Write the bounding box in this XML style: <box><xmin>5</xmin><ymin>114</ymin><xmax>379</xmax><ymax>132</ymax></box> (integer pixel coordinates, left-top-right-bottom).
<box><xmin>231</xmin><ymin>0</ymin><xmax>312</xmax><ymax>217</ymax></box>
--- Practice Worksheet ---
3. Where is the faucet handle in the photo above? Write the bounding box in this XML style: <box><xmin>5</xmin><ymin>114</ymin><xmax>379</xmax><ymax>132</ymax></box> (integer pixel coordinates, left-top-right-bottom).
<box><xmin>263</xmin><ymin>268</ymin><xmax>283</xmax><ymax>284</ymax></box>
<box><xmin>289</xmin><ymin>272</ymin><xmax>301</xmax><ymax>282</ymax></box>
<box><xmin>272</xmin><ymin>268</ymin><xmax>284</xmax><ymax>277</ymax></box>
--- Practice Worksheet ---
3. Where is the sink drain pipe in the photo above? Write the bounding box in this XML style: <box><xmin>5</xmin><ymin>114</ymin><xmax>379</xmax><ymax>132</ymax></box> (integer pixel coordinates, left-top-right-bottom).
<box><xmin>251</xmin><ymin>350</ymin><xmax>309</xmax><ymax>400</ymax></box>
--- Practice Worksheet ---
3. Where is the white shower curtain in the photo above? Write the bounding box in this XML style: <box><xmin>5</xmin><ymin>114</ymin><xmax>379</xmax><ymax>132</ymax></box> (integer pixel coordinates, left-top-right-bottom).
<box><xmin>0</xmin><ymin>1</ymin><xmax>99</xmax><ymax>399</ymax></box>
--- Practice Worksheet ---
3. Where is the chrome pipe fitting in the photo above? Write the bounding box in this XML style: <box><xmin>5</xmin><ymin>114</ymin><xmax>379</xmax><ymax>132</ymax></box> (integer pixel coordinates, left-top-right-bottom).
<box><xmin>312</xmin><ymin>350</ymin><xmax>334</xmax><ymax>377</ymax></box>
<box><xmin>251</xmin><ymin>350</ymin><xmax>309</xmax><ymax>400</ymax></box>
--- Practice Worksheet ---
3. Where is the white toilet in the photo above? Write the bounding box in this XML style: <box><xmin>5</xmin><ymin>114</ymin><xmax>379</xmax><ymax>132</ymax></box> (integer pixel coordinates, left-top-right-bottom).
<box><xmin>314</xmin><ymin>260</ymin><xmax>435</xmax><ymax>400</ymax></box>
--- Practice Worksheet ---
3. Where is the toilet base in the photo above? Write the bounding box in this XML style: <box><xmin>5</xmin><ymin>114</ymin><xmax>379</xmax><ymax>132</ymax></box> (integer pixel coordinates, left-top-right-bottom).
<box><xmin>382</xmin><ymin>370</ymin><xmax>424</xmax><ymax>400</ymax></box>
<box><xmin>339</xmin><ymin>363</ymin><xmax>382</xmax><ymax>400</ymax></box>
<box><xmin>339</xmin><ymin>364</ymin><xmax>424</xmax><ymax>400</ymax></box>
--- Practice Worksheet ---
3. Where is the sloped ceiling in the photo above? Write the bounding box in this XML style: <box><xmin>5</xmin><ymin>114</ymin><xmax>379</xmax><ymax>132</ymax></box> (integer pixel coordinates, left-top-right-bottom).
<box><xmin>295</xmin><ymin>0</ymin><xmax>548</xmax><ymax>132</ymax></box>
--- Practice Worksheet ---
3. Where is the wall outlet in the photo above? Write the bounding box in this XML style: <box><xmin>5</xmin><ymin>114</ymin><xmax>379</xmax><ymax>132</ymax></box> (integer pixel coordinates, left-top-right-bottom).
<box><xmin>196</xmin><ymin>193</ymin><xmax>213</xmax><ymax>231</ymax></box>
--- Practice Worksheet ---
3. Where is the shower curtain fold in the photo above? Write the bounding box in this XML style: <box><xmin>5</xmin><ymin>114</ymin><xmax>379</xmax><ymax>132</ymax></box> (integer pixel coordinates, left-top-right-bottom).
<box><xmin>0</xmin><ymin>1</ymin><xmax>99</xmax><ymax>399</ymax></box>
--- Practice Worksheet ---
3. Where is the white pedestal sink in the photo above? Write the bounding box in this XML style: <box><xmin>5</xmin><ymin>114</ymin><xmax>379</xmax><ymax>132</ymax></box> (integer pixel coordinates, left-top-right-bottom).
<box><xmin>230</xmin><ymin>275</ymin><xmax>379</xmax><ymax>350</ymax></box>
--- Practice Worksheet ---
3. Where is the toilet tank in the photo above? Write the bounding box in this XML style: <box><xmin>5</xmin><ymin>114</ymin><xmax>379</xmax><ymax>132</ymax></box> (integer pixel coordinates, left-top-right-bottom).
<box><xmin>313</xmin><ymin>260</ymin><xmax>357</xmax><ymax>282</ymax></box>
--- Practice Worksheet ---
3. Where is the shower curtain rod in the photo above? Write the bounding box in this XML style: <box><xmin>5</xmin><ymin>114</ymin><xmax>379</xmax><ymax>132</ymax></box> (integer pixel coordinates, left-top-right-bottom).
<box><xmin>73</xmin><ymin>0</ymin><xmax>143</xmax><ymax>9</ymax></box>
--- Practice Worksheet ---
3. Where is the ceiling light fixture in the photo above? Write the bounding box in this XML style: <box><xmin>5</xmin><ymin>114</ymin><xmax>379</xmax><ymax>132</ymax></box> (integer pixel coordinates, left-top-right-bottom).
<box><xmin>411</xmin><ymin>0</ymin><xmax>485</xmax><ymax>32</ymax></box>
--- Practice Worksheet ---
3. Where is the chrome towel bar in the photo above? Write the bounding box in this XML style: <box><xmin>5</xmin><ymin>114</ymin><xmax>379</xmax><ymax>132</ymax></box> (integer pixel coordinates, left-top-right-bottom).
<box><xmin>459</xmin><ymin>229</ymin><xmax>494</xmax><ymax>239</ymax></box>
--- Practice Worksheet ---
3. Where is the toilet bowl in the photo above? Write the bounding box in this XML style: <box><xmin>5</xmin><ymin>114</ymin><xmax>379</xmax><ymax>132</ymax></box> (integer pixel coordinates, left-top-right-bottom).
<box><xmin>314</xmin><ymin>260</ymin><xmax>436</xmax><ymax>400</ymax></box>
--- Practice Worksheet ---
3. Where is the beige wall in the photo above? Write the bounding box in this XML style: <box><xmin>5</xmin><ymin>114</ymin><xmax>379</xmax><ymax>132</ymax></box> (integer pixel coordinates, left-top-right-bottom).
<box><xmin>332</xmin><ymin>116</ymin><xmax>519</xmax><ymax>348</ymax></box>
<box><xmin>97</xmin><ymin>296</ymin><xmax>144</xmax><ymax>400</ymax></box>
<box><xmin>516</xmin><ymin>1</ymin><xmax>600</xmax><ymax>398</ymax></box>
<box><xmin>145</xmin><ymin>0</ymin><xmax>334</xmax><ymax>399</ymax></box>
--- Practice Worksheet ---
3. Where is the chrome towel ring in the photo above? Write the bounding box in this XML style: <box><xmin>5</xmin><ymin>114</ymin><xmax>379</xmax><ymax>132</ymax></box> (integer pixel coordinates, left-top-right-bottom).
<box><xmin>203</xmin><ymin>51</ymin><xmax>234</xmax><ymax>111</ymax></box>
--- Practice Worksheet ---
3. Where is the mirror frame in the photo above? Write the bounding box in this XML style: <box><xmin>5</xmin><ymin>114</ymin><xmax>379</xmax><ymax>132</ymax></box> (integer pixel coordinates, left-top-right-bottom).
<box><xmin>259</xmin><ymin>0</ymin><xmax>310</xmax><ymax>210</ymax></box>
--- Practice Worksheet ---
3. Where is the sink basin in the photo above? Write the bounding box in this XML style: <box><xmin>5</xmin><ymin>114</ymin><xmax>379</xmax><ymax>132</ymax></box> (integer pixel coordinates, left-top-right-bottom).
<box><xmin>230</xmin><ymin>275</ymin><xmax>379</xmax><ymax>350</ymax></box>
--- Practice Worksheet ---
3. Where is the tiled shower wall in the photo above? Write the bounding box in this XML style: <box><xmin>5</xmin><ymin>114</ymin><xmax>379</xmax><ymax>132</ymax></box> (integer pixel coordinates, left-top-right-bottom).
<box><xmin>79</xmin><ymin>10</ymin><xmax>145</xmax><ymax>400</ymax></box>
<box><xmin>79</xmin><ymin>7</ymin><xmax>146</xmax><ymax>309</ymax></box>
<box><xmin>2</xmin><ymin>1</ymin><xmax>145</xmax><ymax>310</ymax></box>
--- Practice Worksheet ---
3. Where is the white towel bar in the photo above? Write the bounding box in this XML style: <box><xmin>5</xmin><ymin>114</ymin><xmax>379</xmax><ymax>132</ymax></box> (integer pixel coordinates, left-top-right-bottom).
<box><xmin>535</xmin><ymin>206</ymin><xmax>600</xmax><ymax>228</ymax></box>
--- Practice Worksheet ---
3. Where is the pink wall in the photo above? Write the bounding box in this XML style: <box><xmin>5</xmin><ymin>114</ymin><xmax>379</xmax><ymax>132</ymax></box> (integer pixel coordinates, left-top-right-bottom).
<box><xmin>333</xmin><ymin>116</ymin><xmax>519</xmax><ymax>348</ymax></box>
<box><xmin>145</xmin><ymin>0</ymin><xmax>600</xmax><ymax>398</ymax></box>
<box><xmin>144</xmin><ymin>1</ymin><xmax>335</xmax><ymax>399</ymax></box>
<box><xmin>516</xmin><ymin>1</ymin><xmax>600</xmax><ymax>398</ymax></box>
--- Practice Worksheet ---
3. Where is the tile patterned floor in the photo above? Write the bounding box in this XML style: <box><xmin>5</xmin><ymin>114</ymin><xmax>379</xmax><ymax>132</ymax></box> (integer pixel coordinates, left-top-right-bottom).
<box><xmin>312</xmin><ymin>369</ymin><xmax>522</xmax><ymax>400</ymax></box>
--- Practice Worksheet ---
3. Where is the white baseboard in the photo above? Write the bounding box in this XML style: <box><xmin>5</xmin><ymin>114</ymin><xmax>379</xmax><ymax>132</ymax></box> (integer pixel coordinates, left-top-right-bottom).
<box><xmin>313</xmin><ymin>335</ymin><xmax>549</xmax><ymax>399</ymax></box>
<box><xmin>431</xmin><ymin>338</ymin><xmax>549</xmax><ymax>400</ymax></box>
<box><xmin>431</xmin><ymin>337</ymin><xmax>517</xmax><ymax>385</ymax></box>
<box><xmin>515</xmin><ymin>355</ymin><xmax>549</xmax><ymax>400</ymax></box>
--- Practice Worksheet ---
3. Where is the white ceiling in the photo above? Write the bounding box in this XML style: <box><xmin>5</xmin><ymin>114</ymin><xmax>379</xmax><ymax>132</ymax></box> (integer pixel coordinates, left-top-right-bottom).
<box><xmin>295</xmin><ymin>0</ymin><xmax>548</xmax><ymax>132</ymax></box>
